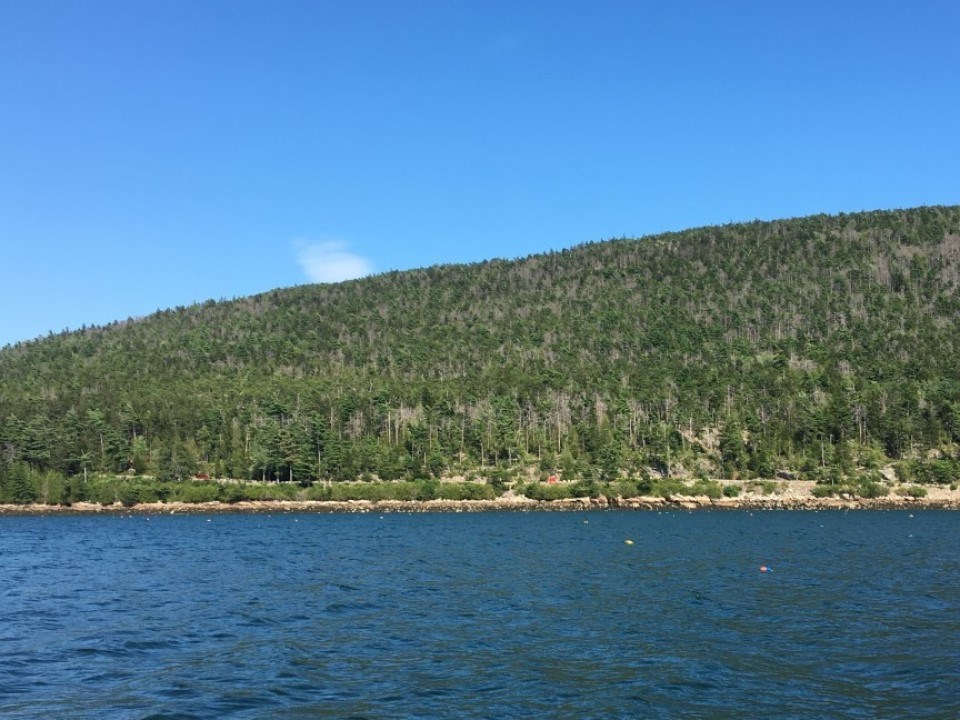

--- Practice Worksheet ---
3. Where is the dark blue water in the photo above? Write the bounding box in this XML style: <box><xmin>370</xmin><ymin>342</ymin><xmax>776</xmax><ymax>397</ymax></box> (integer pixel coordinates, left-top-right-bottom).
<box><xmin>2</xmin><ymin>510</ymin><xmax>959</xmax><ymax>719</ymax></box>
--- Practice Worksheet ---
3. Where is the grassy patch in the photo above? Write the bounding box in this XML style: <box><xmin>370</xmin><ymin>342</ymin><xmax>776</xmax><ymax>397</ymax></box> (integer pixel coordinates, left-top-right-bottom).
<box><xmin>688</xmin><ymin>479</ymin><xmax>724</xmax><ymax>499</ymax></box>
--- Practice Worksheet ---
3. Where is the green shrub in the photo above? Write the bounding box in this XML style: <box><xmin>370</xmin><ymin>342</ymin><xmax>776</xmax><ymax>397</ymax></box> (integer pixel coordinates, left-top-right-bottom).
<box><xmin>813</xmin><ymin>467</ymin><xmax>844</xmax><ymax>486</ymax></box>
<box><xmin>927</xmin><ymin>459</ymin><xmax>957</xmax><ymax>485</ymax></box>
<box><xmin>894</xmin><ymin>461</ymin><xmax>916</xmax><ymax>483</ymax></box>
<box><xmin>171</xmin><ymin>482</ymin><xmax>220</xmax><ymax>503</ymax></box>
<box><xmin>117</xmin><ymin>485</ymin><xmax>139</xmax><ymax>508</ymax></box>
<box><xmin>436</xmin><ymin>482</ymin><xmax>496</xmax><ymax>501</ymax></box>
<box><xmin>690</xmin><ymin>479</ymin><xmax>723</xmax><ymax>499</ymax></box>
<box><xmin>83</xmin><ymin>476</ymin><xmax>118</xmax><ymax>505</ymax></box>
<box><xmin>894</xmin><ymin>458</ymin><xmax>960</xmax><ymax>485</ymax></box>
<box><xmin>857</xmin><ymin>481</ymin><xmax>889</xmax><ymax>499</ymax></box>
<box><xmin>221</xmin><ymin>484</ymin><xmax>247</xmax><ymax>504</ymax></box>
<box><xmin>304</xmin><ymin>483</ymin><xmax>333</xmax><ymax>501</ymax></box>
<box><xmin>300</xmin><ymin>480</ymin><xmax>496</xmax><ymax>503</ymax></box>
<box><xmin>649</xmin><ymin>477</ymin><xmax>688</xmax><ymax>498</ymax></box>
<box><xmin>416</xmin><ymin>479</ymin><xmax>440</xmax><ymax>501</ymax></box>
<box><xmin>133</xmin><ymin>483</ymin><xmax>161</xmax><ymax>504</ymax></box>
<box><xmin>255</xmin><ymin>483</ymin><xmax>299</xmax><ymax>501</ymax></box>
<box><xmin>487</xmin><ymin>475</ymin><xmax>507</xmax><ymax>494</ymax></box>
<box><xmin>569</xmin><ymin>479</ymin><xmax>602</xmax><ymax>498</ymax></box>
<box><xmin>608</xmin><ymin>480</ymin><xmax>643</xmax><ymax>497</ymax></box>
<box><xmin>904</xmin><ymin>484</ymin><xmax>927</xmax><ymax>498</ymax></box>
<box><xmin>722</xmin><ymin>484</ymin><xmax>740</xmax><ymax>498</ymax></box>
<box><xmin>521</xmin><ymin>482</ymin><xmax>575</xmax><ymax>501</ymax></box>
<box><xmin>326</xmin><ymin>481</ymin><xmax>418</xmax><ymax>502</ymax></box>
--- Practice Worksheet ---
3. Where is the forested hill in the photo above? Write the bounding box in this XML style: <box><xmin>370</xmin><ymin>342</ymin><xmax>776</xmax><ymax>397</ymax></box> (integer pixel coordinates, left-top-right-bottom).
<box><xmin>3</xmin><ymin>205</ymin><xmax>960</xmax><ymax>487</ymax></box>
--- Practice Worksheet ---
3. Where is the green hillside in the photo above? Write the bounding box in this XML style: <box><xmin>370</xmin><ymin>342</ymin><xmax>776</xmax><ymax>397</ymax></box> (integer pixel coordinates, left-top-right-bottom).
<box><xmin>3</xmin><ymin>205</ymin><xmax>960</xmax><ymax>500</ymax></box>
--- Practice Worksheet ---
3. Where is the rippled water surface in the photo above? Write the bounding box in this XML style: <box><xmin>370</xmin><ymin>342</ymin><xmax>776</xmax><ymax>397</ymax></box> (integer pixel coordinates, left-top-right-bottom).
<box><xmin>2</xmin><ymin>509</ymin><xmax>959</xmax><ymax>718</ymax></box>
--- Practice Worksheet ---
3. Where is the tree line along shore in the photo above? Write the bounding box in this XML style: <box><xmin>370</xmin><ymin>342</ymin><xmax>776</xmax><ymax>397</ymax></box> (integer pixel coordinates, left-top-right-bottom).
<box><xmin>1</xmin><ymin>473</ymin><xmax>957</xmax><ymax>514</ymax></box>
<box><xmin>4</xmin><ymin>207</ymin><xmax>960</xmax><ymax>498</ymax></box>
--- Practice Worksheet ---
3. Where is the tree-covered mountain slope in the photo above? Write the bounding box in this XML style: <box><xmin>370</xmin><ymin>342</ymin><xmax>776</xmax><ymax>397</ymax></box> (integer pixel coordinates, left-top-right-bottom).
<box><xmin>2</xmin><ymin>205</ymin><xmax>960</xmax><ymax>489</ymax></box>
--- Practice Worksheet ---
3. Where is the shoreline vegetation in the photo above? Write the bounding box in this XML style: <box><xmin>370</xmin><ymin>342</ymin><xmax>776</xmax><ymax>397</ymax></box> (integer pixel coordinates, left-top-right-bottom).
<box><xmin>5</xmin><ymin>208</ymin><xmax>960</xmax><ymax>519</ymax></box>
<box><xmin>2</xmin><ymin>476</ymin><xmax>959</xmax><ymax>515</ymax></box>
<box><xmin>4</xmin><ymin>209</ymin><xmax>960</xmax><ymax>514</ymax></box>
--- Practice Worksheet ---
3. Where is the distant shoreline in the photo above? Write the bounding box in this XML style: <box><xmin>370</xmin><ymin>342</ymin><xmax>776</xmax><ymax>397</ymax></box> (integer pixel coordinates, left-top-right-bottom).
<box><xmin>2</xmin><ymin>491</ymin><xmax>959</xmax><ymax>516</ymax></box>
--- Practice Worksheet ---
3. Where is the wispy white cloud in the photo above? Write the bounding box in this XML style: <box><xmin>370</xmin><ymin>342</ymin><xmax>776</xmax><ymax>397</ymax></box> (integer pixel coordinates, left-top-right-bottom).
<box><xmin>295</xmin><ymin>240</ymin><xmax>373</xmax><ymax>283</ymax></box>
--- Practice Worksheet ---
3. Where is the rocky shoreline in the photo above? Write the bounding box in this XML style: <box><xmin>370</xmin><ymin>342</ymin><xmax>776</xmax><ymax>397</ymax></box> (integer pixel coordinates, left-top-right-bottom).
<box><xmin>2</xmin><ymin>491</ymin><xmax>959</xmax><ymax>516</ymax></box>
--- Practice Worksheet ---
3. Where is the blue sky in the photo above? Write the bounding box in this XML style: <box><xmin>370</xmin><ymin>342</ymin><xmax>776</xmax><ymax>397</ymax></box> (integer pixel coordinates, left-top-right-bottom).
<box><xmin>2</xmin><ymin>1</ymin><xmax>958</xmax><ymax>347</ymax></box>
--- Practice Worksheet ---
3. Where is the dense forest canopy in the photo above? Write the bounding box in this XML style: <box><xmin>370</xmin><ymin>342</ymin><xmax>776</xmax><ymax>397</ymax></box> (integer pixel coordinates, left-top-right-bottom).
<box><xmin>3</xmin><ymin>205</ymin><xmax>960</xmax><ymax>500</ymax></box>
